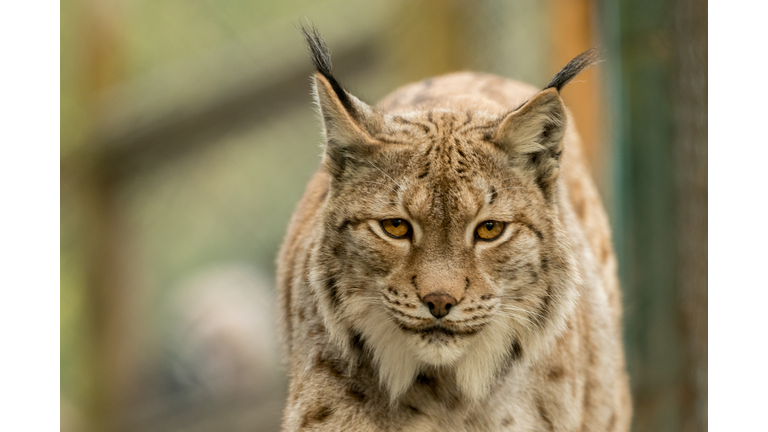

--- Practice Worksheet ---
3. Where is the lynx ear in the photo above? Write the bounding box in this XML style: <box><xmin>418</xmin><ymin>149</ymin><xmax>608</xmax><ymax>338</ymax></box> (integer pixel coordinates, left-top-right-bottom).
<box><xmin>301</xmin><ymin>25</ymin><xmax>382</xmax><ymax>178</ymax></box>
<box><xmin>492</xmin><ymin>47</ymin><xmax>601</xmax><ymax>198</ymax></box>
<box><xmin>491</xmin><ymin>88</ymin><xmax>566</xmax><ymax>197</ymax></box>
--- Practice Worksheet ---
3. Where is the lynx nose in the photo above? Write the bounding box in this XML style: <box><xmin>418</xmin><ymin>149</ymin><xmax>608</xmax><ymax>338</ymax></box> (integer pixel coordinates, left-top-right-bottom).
<box><xmin>422</xmin><ymin>293</ymin><xmax>457</xmax><ymax>319</ymax></box>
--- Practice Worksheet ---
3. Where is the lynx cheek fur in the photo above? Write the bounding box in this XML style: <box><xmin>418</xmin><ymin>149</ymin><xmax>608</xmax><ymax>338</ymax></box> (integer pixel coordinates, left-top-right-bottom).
<box><xmin>276</xmin><ymin>26</ymin><xmax>631</xmax><ymax>431</ymax></box>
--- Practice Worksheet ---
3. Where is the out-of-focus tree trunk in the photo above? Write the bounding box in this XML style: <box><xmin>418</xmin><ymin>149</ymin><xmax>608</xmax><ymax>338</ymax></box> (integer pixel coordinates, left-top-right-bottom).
<box><xmin>79</xmin><ymin>1</ymin><xmax>141</xmax><ymax>430</ymax></box>
<box><xmin>550</xmin><ymin>0</ymin><xmax>606</xmax><ymax>184</ymax></box>
<box><xmin>672</xmin><ymin>0</ymin><xmax>708</xmax><ymax>430</ymax></box>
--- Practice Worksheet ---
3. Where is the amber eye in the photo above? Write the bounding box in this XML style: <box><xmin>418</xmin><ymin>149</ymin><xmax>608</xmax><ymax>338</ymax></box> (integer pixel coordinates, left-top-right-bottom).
<box><xmin>381</xmin><ymin>218</ymin><xmax>411</xmax><ymax>239</ymax></box>
<box><xmin>476</xmin><ymin>220</ymin><xmax>505</xmax><ymax>240</ymax></box>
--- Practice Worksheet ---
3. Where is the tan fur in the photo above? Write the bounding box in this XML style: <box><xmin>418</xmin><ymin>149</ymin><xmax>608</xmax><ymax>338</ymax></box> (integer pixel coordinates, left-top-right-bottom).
<box><xmin>277</xmin><ymin>68</ymin><xmax>631</xmax><ymax>431</ymax></box>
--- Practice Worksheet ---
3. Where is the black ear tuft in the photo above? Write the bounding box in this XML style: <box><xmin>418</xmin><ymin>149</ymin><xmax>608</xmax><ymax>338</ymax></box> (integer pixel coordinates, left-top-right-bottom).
<box><xmin>298</xmin><ymin>23</ymin><xmax>353</xmax><ymax>111</ymax></box>
<box><xmin>545</xmin><ymin>47</ymin><xmax>602</xmax><ymax>92</ymax></box>
<box><xmin>299</xmin><ymin>23</ymin><xmax>332</xmax><ymax>79</ymax></box>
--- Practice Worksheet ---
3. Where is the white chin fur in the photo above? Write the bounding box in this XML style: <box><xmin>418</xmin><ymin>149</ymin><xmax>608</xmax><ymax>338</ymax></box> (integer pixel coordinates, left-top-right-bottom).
<box><xmin>347</xmin><ymin>301</ymin><xmax>517</xmax><ymax>403</ymax></box>
<box><xmin>410</xmin><ymin>334</ymin><xmax>470</xmax><ymax>366</ymax></box>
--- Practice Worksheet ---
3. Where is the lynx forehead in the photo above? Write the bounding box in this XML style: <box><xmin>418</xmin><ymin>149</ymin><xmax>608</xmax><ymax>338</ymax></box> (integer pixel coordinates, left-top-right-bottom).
<box><xmin>277</xmin><ymin>25</ymin><xmax>631</xmax><ymax>431</ymax></box>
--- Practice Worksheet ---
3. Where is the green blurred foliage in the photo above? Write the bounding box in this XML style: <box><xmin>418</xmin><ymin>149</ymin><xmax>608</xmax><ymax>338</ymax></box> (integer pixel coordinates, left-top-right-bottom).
<box><xmin>61</xmin><ymin>0</ymin><xmax>348</xmax><ymax>419</ymax></box>
<box><xmin>121</xmin><ymin>0</ymin><xmax>319</xmax><ymax>76</ymax></box>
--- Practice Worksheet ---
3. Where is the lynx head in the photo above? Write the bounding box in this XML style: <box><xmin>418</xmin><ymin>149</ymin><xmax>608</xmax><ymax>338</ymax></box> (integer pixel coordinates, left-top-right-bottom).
<box><xmin>300</xmin><ymin>26</ymin><xmax>599</xmax><ymax>402</ymax></box>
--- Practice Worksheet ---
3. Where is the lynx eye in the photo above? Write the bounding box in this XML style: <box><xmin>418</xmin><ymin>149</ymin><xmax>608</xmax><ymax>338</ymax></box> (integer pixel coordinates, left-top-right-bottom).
<box><xmin>475</xmin><ymin>220</ymin><xmax>505</xmax><ymax>241</ymax></box>
<box><xmin>381</xmin><ymin>218</ymin><xmax>411</xmax><ymax>239</ymax></box>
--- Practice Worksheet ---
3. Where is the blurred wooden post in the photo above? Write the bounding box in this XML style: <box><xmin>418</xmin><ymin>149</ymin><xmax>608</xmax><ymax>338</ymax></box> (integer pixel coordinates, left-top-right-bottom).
<box><xmin>550</xmin><ymin>0</ymin><xmax>606</xmax><ymax>183</ymax></box>
<box><xmin>79</xmin><ymin>167</ymin><xmax>122</xmax><ymax>432</ymax></box>
<box><xmin>79</xmin><ymin>1</ymin><xmax>138</xmax><ymax>430</ymax></box>
<box><xmin>672</xmin><ymin>0</ymin><xmax>707</xmax><ymax>430</ymax></box>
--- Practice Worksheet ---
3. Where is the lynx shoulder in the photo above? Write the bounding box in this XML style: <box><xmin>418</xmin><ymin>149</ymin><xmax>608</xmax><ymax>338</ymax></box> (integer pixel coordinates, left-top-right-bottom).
<box><xmin>276</xmin><ymin>25</ymin><xmax>631</xmax><ymax>431</ymax></box>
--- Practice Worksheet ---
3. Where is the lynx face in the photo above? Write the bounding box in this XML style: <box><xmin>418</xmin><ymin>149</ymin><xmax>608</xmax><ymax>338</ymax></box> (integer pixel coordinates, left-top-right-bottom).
<box><xmin>293</xmin><ymin>25</ymin><xmax>600</xmax><ymax>403</ymax></box>
<box><xmin>314</xmin><ymin>110</ymin><xmax>560</xmax><ymax>361</ymax></box>
<box><xmin>305</xmin><ymin>56</ymin><xmax>584</xmax><ymax>399</ymax></box>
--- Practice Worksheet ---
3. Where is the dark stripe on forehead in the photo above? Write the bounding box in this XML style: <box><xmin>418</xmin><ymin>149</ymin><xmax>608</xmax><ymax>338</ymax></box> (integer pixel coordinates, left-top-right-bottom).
<box><xmin>445</xmin><ymin>112</ymin><xmax>456</xmax><ymax>135</ymax></box>
<box><xmin>460</xmin><ymin>110</ymin><xmax>473</xmax><ymax>128</ymax></box>
<box><xmin>393</xmin><ymin>115</ymin><xmax>431</xmax><ymax>134</ymax></box>
<box><xmin>372</xmin><ymin>135</ymin><xmax>408</xmax><ymax>145</ymax></box>
<box><xmin>417</xmin><ymin>160</ymin><xmax>430</xmax><ymax>179</ymax></box>
<box><xmin>459</xmin><ymin>117</ymin><xmax>503</xmax><ymax>135</ymax></box>
<box><xmin>455</xmin><ymin>159</ymin><xmax>467</xmax><ymax>176</ymax></box>
<box><xmin>427</xmin><ymin>110</ymin><xmax>438</xmax><ymax>131</ymax></box>
<box><xmin>424</xmin><ymin>143</ymin><xmax>435</xmax><ymax>157</ymax></box>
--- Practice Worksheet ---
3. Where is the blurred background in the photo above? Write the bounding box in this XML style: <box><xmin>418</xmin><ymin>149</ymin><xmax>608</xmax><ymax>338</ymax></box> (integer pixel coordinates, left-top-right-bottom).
<box><xmin>60</xmin><ymin>0</ymin><xmax>707</xmax><ymax>431</ymax></box>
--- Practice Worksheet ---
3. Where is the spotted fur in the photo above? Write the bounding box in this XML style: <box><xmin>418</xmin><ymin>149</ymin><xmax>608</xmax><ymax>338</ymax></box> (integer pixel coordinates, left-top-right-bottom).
<box><xmin>277</xmin><ymin>26</ymin><xmax>631</xmax><ymax>431</ymax></box>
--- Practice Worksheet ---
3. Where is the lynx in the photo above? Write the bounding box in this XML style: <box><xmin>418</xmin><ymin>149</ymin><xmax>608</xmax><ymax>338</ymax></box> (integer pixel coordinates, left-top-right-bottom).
<box><xmin>276</xmin><ymin>26</ymin><xmax>631</xmax><ymax>431</ymax></box>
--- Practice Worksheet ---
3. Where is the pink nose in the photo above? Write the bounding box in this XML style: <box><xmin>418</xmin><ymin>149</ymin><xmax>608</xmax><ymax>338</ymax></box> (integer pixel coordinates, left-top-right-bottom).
<box><xmin>422</xmin><ymin>293</ymin><xmax>456</xmax><ymax>318</ymax></box>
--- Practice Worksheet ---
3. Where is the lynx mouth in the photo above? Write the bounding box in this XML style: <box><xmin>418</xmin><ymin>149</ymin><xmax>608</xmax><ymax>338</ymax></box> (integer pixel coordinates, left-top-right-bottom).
<box><xmin>397</xmin><ymin>322</ymin><xmax>486</xmax><ymax>337</ymax></box>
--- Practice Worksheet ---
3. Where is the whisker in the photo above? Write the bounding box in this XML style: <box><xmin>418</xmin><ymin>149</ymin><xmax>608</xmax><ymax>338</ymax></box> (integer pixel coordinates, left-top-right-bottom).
<box><xmin>498</xmin><ymin>306</ymin><xmax>544</xmax><ymax>325</ymax></box>
<box><xmin>500</xmin><ymin>304</ymin><xmax>546</xmax><ymax>319</ymax></box>
<box><xmin>488</xmin><ymin>313</ymin><xmax>531</xmax><ymax>330</ymax></box>
<box><xmin>500</xmin><ymin>313</ymin><xmax>536</xmax><ymax>328</ymax></box>
<box><xmin>362</xmin><ymin>157</ymin><xmax>402</xmax><ymax>189</ymax></box>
